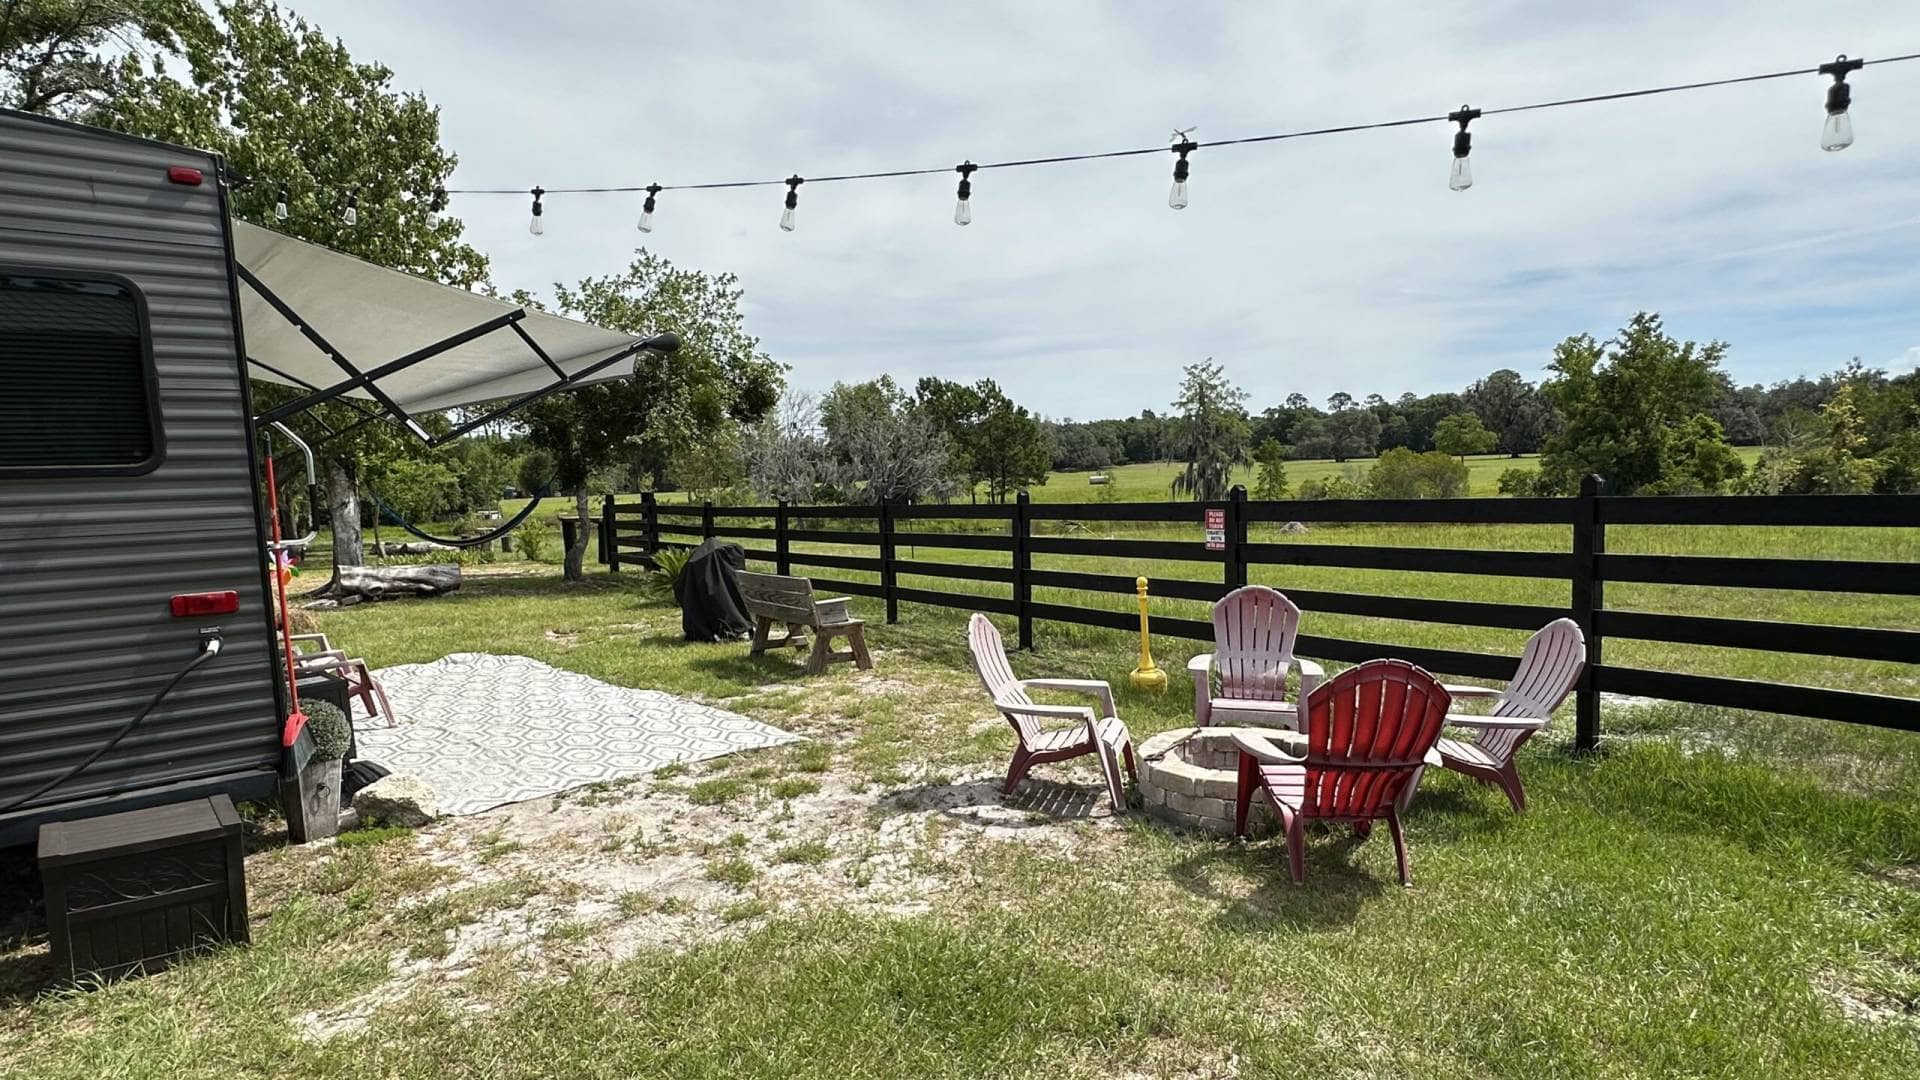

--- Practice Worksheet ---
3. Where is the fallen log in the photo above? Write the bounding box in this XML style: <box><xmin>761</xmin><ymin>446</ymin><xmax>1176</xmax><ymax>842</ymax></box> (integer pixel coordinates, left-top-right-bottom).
<box><xmin>311</xmin><ymin>563</ymin><xmax>461</xmax><ymax>604</ymax></box>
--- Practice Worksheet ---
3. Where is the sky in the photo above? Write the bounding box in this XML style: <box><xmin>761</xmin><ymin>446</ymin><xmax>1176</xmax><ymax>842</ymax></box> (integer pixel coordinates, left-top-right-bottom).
<box><xmin>290</xmin><ymin>1</ymin><xmax>1920</xmax><ymax>419</ymax></box>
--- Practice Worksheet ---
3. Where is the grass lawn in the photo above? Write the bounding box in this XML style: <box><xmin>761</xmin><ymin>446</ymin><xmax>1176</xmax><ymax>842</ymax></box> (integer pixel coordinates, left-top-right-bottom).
<box><xmin>4</xmin><ymin>564</ymin><xmax>1919</xmax><ymax>1079</ymax></box>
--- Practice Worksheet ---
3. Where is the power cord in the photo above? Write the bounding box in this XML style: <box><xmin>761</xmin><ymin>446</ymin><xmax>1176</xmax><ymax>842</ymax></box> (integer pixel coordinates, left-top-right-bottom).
<box><xmin>0</xmin><ymin>631</ymin><xmax>224</xmax><ymax>814</ymax></box>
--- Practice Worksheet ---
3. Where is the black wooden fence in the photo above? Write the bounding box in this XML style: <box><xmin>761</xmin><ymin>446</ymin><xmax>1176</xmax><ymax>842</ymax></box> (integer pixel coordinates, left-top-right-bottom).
<box><xmin>599</xmin><ymin>481</ymin><xmax>1920</xmax><ymax>750</ymax></box>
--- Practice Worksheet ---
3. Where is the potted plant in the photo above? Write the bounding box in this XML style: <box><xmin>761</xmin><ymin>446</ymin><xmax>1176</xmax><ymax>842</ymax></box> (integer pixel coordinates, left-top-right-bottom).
<box><xmin>293</xmin><ymin>700</ymin><xmax>353</xmax><ymax>840</ymax></box>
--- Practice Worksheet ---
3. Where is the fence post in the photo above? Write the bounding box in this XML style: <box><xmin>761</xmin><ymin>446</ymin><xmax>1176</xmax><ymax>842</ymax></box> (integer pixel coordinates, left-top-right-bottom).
<box><xmin>775</xmin><ymin>498</ymin><xmax>791</xmax><ymax>575</ymax></box>
<box><xmin>601</xmin><ymin>494</ymin><xmax>618</xmax><ymax>572</ymax></box>
<box><xmin>1226</xmin><ymin>485</ymin><xmax>1249</xmax><ymax>590</ymax></box>
<box><xmin>1014</xmin><ymin>490</ymin><xmax>1033</xmax><ymax>649</ymax></box>
<box><xmin>1572</xmin><ymin>474</ymin><xmax>1606</xmax><ymax>753</ymax></box>
<box><xmin>702</xmin><ymin>500</ymin><xmax>715</xmax><ymax>542</ymax></box>
<box><xmin>641</xmin><ymin>490</ymin><xmax>658</xmax><ymax>559</ymax></box>
<box><xmin>879</xmin><ymin>498</ymin><xmax>899</xmax><ymax>624</ymax></box>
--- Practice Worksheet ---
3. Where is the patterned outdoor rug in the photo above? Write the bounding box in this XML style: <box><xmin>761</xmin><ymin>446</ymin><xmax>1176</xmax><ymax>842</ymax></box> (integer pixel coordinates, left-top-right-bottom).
<box><xmin>353</xmin><ymin>653</ymin><xmax>799</xmax><ymax>816</ymax></box>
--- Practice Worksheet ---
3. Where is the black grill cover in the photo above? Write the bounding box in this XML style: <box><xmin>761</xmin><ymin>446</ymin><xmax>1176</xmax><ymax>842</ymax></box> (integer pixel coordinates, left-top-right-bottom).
<box><xmin>674</xmin><ymin>539</ymin><xmax>753</xmax><ymax>642</ymax></box>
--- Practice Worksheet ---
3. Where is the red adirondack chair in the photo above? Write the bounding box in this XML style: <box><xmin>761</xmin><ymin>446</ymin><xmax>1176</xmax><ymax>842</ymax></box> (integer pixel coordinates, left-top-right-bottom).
<box><xmin>967</xmin><ymin>614</ymin><xmax>1136</xmax><ymax>811</ymax></box>
<box><xmin>1233</xmin><ymin>659</ymin><xmax>1450</xmax><ymax>886</ymax></box>
<box><xmin>1188</xmin><ymin>585</ymin><xmax>1324</xmax><ymax>728</ymax></box>
<box><xmin>1432</xmin><ymin>618</ymin><xmax>1585</xmax><ymax>812</ymax></box>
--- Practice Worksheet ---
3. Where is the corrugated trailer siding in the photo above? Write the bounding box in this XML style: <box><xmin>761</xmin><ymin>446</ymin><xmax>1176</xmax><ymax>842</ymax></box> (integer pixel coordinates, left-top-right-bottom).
<box><xmin>0</xmin><ymin>112</ymin><xmax>280</xmax><ymax>815</ymax></box>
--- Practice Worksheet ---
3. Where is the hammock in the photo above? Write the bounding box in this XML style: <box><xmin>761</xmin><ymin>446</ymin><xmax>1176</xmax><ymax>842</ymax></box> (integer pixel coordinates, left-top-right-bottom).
<box><xmin>369</xmin><ymin>488</ymin><xmax>549</xmax><ymax>549</ymax></box>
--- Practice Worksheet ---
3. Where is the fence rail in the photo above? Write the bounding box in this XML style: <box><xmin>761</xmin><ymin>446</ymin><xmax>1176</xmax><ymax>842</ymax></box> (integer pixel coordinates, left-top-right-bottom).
<box><xmin>600</xmin><ymin>482</ymin><xmax>1920</xmax><ymax>748</ymax></box>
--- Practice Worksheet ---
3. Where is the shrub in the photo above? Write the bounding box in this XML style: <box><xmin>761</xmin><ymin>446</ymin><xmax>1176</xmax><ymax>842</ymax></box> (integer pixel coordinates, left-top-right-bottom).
<box><xmin>648</xmin><ymin>545</ymin><xmax>693</xmax><ymax>600</ymax></box>
<box><xmin>1294</xmin><ymin>474</ymin><xmax>1365</xmax><ymax>500</ymax></box>
<box><xmin>304</xmin><ymin>699</ymin><xmax>352</xmax><ymax>762</ymax></box>
<box><xmin>516</xmin><ymin>518</ymin><xmax>552</xmax><ymax>562</ymax></box>
<box><xmin>1496</xmin><ymin>467</ymin><xmax>1538</xmax><ymax>497</ymax></box>
<box><xmin>1367</xmin><ymin>448</ymin><xmax>1469</xmax><ymax>499</ymax></box>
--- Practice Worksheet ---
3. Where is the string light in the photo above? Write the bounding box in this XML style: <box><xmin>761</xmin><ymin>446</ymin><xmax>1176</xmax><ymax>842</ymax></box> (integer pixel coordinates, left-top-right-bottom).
<box><xmin>528</xmin><ymin>186</ymin><xmax>545</xmax><ymax>236</ymax></box>
<box><xmin>274</xmin><ymin>184</ymin><xmax>289</xmax><ymax>221</ymax></box>
<box><xmin>1168</xmin><ymin>132</ymin><xmax>1197</xmax><ymax>210</ymax></box>
<box><xmin>341</xmin><ymin>190</ymin><xmax>358</xmax><ymax>226</ymax></box>
<box><xmin>1447</xmin><ymin>106</ymin><xmax>1479</xmax><ymax>191</ymax></box>
<box><xmin>780</xmin><ymin>175</ymin><xmax>802</xmax><ymax>232</ymax></box>
<box><xmin>953</xmin><ymin>162</ymin><xmax>976</xmax><ymax>226</ymax></box>
<box><xmin>295</xmin><ymin>51</ymin><xmax>1918</xmax><ymax>235</ymax></box>
<box><xmin>1819</xmin><ymin>54</ymin><xmax>1863</xmax><ymax>151</ymax></box>
<box><xmin>637</xmin><ymin>183</ymin><xmax>661</xmax><ymax>232</ymax></box>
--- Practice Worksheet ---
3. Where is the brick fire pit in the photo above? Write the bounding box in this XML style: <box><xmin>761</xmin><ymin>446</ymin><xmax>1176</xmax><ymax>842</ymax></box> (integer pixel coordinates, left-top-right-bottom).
<box><xmin>1137</xmin><ymin>726</ymin><xmax>1305</xmax><ymax>837</ymax></box>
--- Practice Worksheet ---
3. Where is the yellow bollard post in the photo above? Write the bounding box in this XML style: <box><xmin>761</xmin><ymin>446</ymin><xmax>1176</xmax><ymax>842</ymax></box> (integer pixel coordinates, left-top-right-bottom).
<box><xmin>1129</xmin><ymin>576</ymin><xmax>1168</xmax><ymax>694</ymax></box>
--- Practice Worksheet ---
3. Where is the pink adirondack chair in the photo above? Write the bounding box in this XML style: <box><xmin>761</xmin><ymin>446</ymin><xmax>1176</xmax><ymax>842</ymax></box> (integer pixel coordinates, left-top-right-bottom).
<box><xmin>967</xmin><ymin>614</ymin><xmax>1136</xmax><ymax>812</ymax></box>
<box><xmin>287</xmin><ymin>633</ymin><xmax>397</xmax><ymax>728</ymax></box>
<box><xmin>1233</xmin><ymin>659</ymin><xmax>1450</xmax><ymax>886</ymax></box>
<box><xmin>1188</xmin><ymin>585</ymin><xmax>1324</xmax><ymax>728</ymax></box>
<box><xmin>1432</xmin><ymin>618</ymin><xmax>1585</xmax><ymax>812</ymax></box>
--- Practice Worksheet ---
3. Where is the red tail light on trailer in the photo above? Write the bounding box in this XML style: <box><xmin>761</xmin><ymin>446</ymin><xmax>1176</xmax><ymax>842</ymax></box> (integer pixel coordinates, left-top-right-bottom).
<box><xmin>170</xmin><ymin>591</ymin><xmax>238</xmax><ymax>617</ymax></box>
<box><xmin>166</xmin><ymin>166</ymin><xmax>204</xmax><ymax>186</ymax></box>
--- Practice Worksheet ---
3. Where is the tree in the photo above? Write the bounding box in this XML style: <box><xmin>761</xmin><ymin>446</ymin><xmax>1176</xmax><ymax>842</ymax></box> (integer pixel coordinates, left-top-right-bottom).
<box><xmin>1367</xmin><ymin>448</ymin><xmax>1470</xmax><ymax>499</ymax></box>
<box><xmin>743</xmin><ymin>392</ymin><xmax>834</xmax><ymax>504</ymax></box>
<box><xmin>1432</xmin><ymin>412</ymin><xmax>1498</xmax><ymax>459</ymax></box>
<box><xmin>1322</xmin><ymin>407</ymin><xmax>1381</xmax><ymax>462</ymax></box>
<box><xmin>1</xmin><ymin>0</ymin><xmax>199</xmax><ymax>115</ymax></box>
<box><xmin>1536</xmin><ymin>313</ymin><xmax>1740</xmax><ymax>495</ymax></box>
<box><xmin>974</xmin><ymin>403</ymin><xmax>1052</xmax><ymax>501</ymax></box>
<box><xmin>1048</xmin><ymin>420</ymin><xmax>1114</xmax><ymax>472</ymax></box>
<box><xmin>97</xmin><ymin>0</ymin><xmax>487</xmax><ymax>283</ymax></box>
<box><xmin>521</xmin><ymin>254</ymin><xmax>782</xmax><ymax>580</ymax></box>
<box><xmin>93</xmin><ymin>0</ymin><xmax>495</xmax><ymax>571</ymax></box>
<box><xmin>1463</xmin><ymin>369</ymin><xmax>1557</xmax><ymax>456</ymax></box>
<box><xmin>1253</xmin><ymin>398</ymin><xmax>1323</xmax><ymax>449</ymax></box>
<box><xmin>820</xmin><ymin>377</ymin><xmax>954</xmax><ymax>503</ymax></box>
<box><xmin>1250</xmin><ymin>437</ymin><xmax>1289</xmax><ymax>501</ymax></box>
<box><xmin>1385</xmin><ymin>392</ymin><xmax>1467</xmax><ymax>453</ymax></box>
<box><xmin>1119</xmin><ymin>410</ymin><xmax>1165</xmax><ymax>464</ymax></box>
<box><xmin>916</xmin><ymin>378</ymin><xmax>1050</xmax><ymax>500</ymax></box>
<box><xmin>1168</xmin><ymin>360</ymin><xmax>1250</xmax><ymax>501</ymax></box>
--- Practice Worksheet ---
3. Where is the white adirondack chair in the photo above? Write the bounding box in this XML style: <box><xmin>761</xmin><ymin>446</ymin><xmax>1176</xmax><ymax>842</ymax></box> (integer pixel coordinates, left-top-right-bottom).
<box><xmin>1431</xmin><ymin>618</ymin><xmax>1586</xmax><ymax>811</ymax></box>
<box><xmin>967</xmin><ymin>614</ymin><xmax>1136</xmax><ymax>812</ymax></box>
<box><xmin>1188</xmin><ymin>586</ymin><xmax>1324</xmax><ymax>728</ymax></box>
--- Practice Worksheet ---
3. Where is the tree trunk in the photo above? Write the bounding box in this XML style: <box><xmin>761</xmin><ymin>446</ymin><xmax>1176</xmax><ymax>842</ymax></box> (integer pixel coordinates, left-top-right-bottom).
<box><xmin>327</xmin><ymin>457</ymin><xmax>364</xmax><ymax>569</ymax></box>
<box><xmin>563</xmin><ymin>487</ymin><xmax>590</xmax><ymax>582</ymax></box>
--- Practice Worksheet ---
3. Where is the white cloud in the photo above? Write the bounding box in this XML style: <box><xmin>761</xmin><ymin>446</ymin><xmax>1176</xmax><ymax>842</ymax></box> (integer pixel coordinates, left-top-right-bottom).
<box><xmin>290</xmin><ymin>0</ymin><xmax>1920</xmax><ymax>412</ymax></box>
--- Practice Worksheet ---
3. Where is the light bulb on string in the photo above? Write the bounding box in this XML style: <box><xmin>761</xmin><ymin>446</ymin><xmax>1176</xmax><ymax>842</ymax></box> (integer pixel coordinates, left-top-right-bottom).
<box><xmin>953</xmin><ymin>162</ymin><xmax>976</xmax><ymax>226</ymax></box>
<box><xmin>274</xmin><ymin>184</ymin><xmax>289</xmax><ymax>221</ymax></box>
<box><xmin>1167</xmin><ymin>129</ymin><xmax>1197</xmax><ymax>209</ymax></box>
<box><xmin>342</xmin><ymin>190</ymin><xmax>358</xmax><ymax>226</ymax></box>
<box><xmin>1818</xmin><ymin>54</ymin><xmax>1862</xmax><ymax>151</ymax></box>
<box><xmin>528</xmin><ymin>186</ymin><xmax>545</xmax><ymax>236</ymax></box>
<box><xmin>637</xmin><ymin>184</ymin><xmax>661</xmax><ymax>233</ymax></box>
<box><xmin>1448</xmin><ymin>106</ymin><xmax>1479</xmax><ymax>191</ymax></box>
<box><xmin>780</xmin><ymin>175</ymin><xmax>803</xmax><ymax>232</ymax></box>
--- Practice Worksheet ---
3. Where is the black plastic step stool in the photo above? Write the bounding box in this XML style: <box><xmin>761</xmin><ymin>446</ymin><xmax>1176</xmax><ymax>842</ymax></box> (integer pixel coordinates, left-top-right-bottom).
<box><xmin>38</xmin><ymin>795</ymin><xmax>249</xmax><ymax>982</ymax></box>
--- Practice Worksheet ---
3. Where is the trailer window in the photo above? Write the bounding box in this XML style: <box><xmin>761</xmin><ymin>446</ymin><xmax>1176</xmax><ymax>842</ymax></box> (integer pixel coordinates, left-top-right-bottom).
<box><xmin>0</xmin><ymin>273</ymin><xmax>160</xmax><ymax>475</ymax></box>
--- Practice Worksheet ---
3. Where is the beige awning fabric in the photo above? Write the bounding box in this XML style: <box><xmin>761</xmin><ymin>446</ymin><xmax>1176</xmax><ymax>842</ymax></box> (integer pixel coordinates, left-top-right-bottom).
<box><xmin>234</xmin><ymin>221</ymin><xmax>643</xmax><ymax>414</ymax></box>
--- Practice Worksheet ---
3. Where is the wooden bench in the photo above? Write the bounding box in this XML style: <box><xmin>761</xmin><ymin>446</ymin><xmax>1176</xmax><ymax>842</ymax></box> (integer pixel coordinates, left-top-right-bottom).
<box><xmin>735</xmin><ymin>570</ymin><xmax>873</xmax><ymax>674</ymax></box>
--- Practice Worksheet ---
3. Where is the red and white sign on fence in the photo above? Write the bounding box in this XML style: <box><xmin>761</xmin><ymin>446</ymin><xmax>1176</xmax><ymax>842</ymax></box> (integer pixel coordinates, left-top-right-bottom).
<box><xmin>1204</xmin><ymin>507</ymin><xmax>1226</xmax><ymax>551</ymax></box>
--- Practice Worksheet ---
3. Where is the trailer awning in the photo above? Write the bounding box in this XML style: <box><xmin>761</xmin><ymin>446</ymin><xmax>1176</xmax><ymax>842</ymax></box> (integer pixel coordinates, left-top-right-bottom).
<box><xmin>234</xmin><ymin>221</ymin><xmax>669</xmax><ymax>425</ymax></box>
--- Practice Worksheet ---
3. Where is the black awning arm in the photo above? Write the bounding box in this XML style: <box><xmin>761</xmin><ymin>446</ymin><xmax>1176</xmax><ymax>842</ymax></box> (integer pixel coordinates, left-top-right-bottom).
<box><xmin>239</xmin><ymin>264</ymin><xmax>433</xmax><ymax>432</ymax></box>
